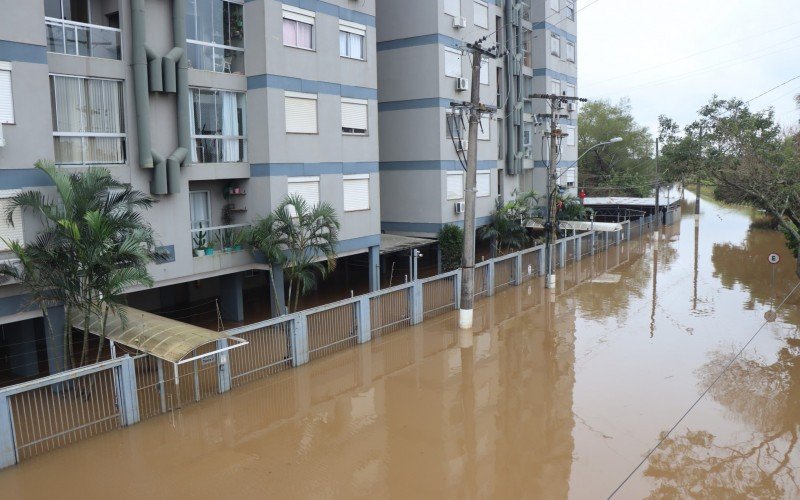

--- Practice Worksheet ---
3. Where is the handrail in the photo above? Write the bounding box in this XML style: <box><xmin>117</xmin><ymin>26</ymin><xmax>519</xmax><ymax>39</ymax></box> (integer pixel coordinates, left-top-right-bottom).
<box><xmin>0</xmin><ymin>356</ymin><xmax>128</xmax><ymax>396</ymax></box>
<box><xmin>45</xmin><ymin>17</ymin><xmax>122</xmax><ymax>33</ymax></box>
<box><xmin>190</xmin><ymin>223</ymin><xmax>250</xmax><ymax>233</ymax></box>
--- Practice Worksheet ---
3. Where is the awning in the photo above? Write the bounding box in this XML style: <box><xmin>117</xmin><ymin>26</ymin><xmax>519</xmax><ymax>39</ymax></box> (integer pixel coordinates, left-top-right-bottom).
<box><xmin>74</xmin><ymin>305</ymin><xmax>247</xmax><ymax>364</ymax></box>
<box><xmin>380</xmin><ymin>234</ymin><xmax>436</xmax><ymax>255</ymax></box>
<box><xmin>526</xmin><ymin>220</ymin><xmax>623</xmax><ymax>232</ymax></box>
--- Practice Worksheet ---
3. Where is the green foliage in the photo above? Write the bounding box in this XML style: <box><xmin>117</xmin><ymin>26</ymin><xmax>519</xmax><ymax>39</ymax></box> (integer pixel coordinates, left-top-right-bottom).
<box><xmin>0</xmin><ymin>161</ymin><xmax>156</xmax><ymax>367</ymax></box>
<box><xmin>578</xmin><ymin>98</ymin><xmax>654</xmax><ymax>197</ymax></box>
<box><xmin>478</xmin><ymin>191</ymin><xmax>542</xmax><ymax>254</ymax></box>
<box><xmin>437</xmin><ymin>224</ymin><xmax>464</xmax><ymax>272</ymax></box>
<box><xmin>556</xmin><ymin>194</ymin><xmax>590</xmax><ymax>222</ymax></box>
<box><xmin>249</xmin><ymin>194</ymin><xmax>340</xmax><ymax>313</ymax></box>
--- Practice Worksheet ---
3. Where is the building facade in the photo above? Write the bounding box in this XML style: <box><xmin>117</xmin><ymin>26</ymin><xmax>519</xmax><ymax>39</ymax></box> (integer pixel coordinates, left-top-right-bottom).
<box><xmin>376</xmin><ymin>0</ymin><xmax>578</xmax><ymax>237</ymax></box>
<box><xmin>0</xmin><ymin>0</ymin><xmax>381</xmax><ymax>381</ymax></box>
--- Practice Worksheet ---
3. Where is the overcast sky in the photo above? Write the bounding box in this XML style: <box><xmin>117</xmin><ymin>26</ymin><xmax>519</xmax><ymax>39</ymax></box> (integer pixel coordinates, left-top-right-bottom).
<box><xmin>577</xmin><ymin>0</ymin><xmax>800</xmax><ymax>137</ymax></box>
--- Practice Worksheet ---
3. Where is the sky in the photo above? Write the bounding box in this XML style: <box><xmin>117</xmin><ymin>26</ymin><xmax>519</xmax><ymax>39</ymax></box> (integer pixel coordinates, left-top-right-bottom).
<box><xmin>577</xmin><ymin>0</ymin><xmax>800</xmax><ymax>137</ymax></box>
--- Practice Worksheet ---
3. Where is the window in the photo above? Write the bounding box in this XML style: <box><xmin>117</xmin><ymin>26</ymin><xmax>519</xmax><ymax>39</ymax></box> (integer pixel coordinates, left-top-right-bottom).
<box><xmin>339</xmin><ymin>21</ymin><xmax>366</xmax><ymax>60</ymax></box>
<box><xmin>566</xmin><ymin>41</ymin><xmax>575</xmax><ymax>62</ymax></box>
<box><xmin>523</xmin><ymin>76</ymin><xmax>533</xmax><ymax>114</ymax></box>
<box><xmin>523</xmin><ymin>123</ymin><xmax>533</xmax><ymax>147</ymax></box>
<box><xmin>565</xmin><ymin>83</ymin><xmax>576</xmax><ymax>98</ymax></box>
<box><xmin>478</xmin><ymin>116</ymin><xmax>490</xmax><ymax>141</ymax></box>
<box><xmin>550</xmin><ymin>34</ymin><xmax>561</xmax><ymax>57</ymax></box>
<box><xmin>287</xmin><ymin>176</ymin><xmax>320</xmax><ymax>216</ymax></box>
<box><xmin>0</xmin><ymin>192</ymin><xmax>23</xmax><ymax>251</ymax></box>
<box><xmin>343</xmin><ymin>174</ymin><xmax>369</xmax><ymax>211</ymax></box>
<box><xmin>189</xmin><ymin>88</ymin><xmax>247</xmax><ymax>163</ymax></box>
<box><xmin>566</xmin><ymin>2</ymin><xmax>575</xmax><ymax>20</ymax></box>
<box><xmin>566</xmin><ymin>126</ymin><xmax>576</xmax><ymax>146</ymax></box>
<box><xmin>476</xmin><ymin>170</ymin><xmax>490</xmax><ymax>197</ymax></box>
<box><xmin>186</xmin><ymin>0</ymin><xmax>244</xmax><ymax>73</ymax></box>
<box><xmin>282</xmin><ymin>5</ymin><xmax>315</xmax><ymax>50</ymax></box>
<box><xmin>480</xmin><ymin>56</ymin><xmax>489</xmax><ymax>85</ymax></box>
<box><xmin>474</xmin><ymin>1</ymin><xmax>488</xmax><ymax>29</ymax></box>
<box><xmin>0</xmin><ymin>62</ymin><xmax>13</xmax><ymax>124</ymax></box>
<box><xmin>50</xmin><ymin>75</ymin><xmax>125</xmax><ymax>165</ymax></box>
<box><xmin>285</xmin><ymin>91</ymin><xmax>317</xmax><ymax>134</ymax></box>
<box><xmin>550</xmin><ymin>0</ymin><xmax>559</xmax><ymax>11</ymax></box>
<box><xmin>444</xmin><ymin>47</ymin><xmax>462</xmax><ymax>78</ymax></box>
<box><xmin>189</xmin><ymin>191</ymin><xmax>211</xmax><ymax>230</ymax></box>
<box><xmin>551</xmin><ymin>79</ymin><xmax>561</xmax><ymax>96</ymax></box>
<box><xmin>444</xmin><ymin>0</ymin><xmax>461</xmax><ymax>17</ymax></box>
<box><xmin>446</xmin><ymin>172</ymin><xmax>464</xmax><ymax>200</ymax></box>
<box><xmin>522</xmin><ymin>0</ymin><xmax>532</xmax><ymax>21</ymax></box>
<box><xmin>560</xmin><ymin>168</ymin><xmax>576</xmax><ymax>188</ymax></box>
<box><xmin>45</xmin><ymin>0</ymin><xmax>122</xmax><ymax>60</ymax></box>
<box><xmin>522</xmin><ymin>29</ymin><xmax>533</xmax><ymax>67</ymax></box>
<box><xmin>341</xmin><ymin>98</ymin><xmax>368</xmax><ymax>135</ymax></box>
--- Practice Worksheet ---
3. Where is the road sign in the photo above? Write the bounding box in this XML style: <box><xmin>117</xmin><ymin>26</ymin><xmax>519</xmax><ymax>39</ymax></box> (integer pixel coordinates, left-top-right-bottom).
<box><xmin>768</xmin><ymin>253</ymin><xmax>780</xmax><ymax>264</ymax></box>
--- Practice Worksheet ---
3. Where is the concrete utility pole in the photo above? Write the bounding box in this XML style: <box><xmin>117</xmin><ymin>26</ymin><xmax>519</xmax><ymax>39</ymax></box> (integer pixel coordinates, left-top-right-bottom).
<box><xmin>530</xmin><ymin>92</ymin><xmax>587</xmax><ymax>289</ymax></box>
<box><xmin>654</xmin><ymin>138</ymin><xmax>660</xmax><ymax>249</ymax></box>
<box><xmin>456</xmin><ymin>40</ymin><xmax>497</xmax><ymax>330</ymax></box>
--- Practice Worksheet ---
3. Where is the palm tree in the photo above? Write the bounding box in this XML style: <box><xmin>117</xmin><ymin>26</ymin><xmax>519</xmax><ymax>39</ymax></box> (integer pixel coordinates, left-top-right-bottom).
<box><xmin>0</xmin><ymin>161</ymin><xmax>156</xmax><ymax>367</ymax></box>
<box><xmin>248</xmin><ymin>213</ymin><xmax>288</xmax><ymax>315</ymax></box>
<box><xmin>479</xmin><ymin>191</ymin><xmax>540</xmax><ymax>255</ymax></box>
<box><xmin>271</xmin><ymin>194</ymin><xmax>340</xmax><ymax>313</ymax></box>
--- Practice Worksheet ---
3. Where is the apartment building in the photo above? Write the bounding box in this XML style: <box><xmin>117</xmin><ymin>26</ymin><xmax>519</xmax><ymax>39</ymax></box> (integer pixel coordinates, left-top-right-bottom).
<box><xmin>376</xmin><ymin>0</ymin><xmax>578</xmax><ymax>238</ymax></box>
<box><xmin>0</xmin><ymin>0</ymin><xmax>381</xmax><ymax>380</ymax></box>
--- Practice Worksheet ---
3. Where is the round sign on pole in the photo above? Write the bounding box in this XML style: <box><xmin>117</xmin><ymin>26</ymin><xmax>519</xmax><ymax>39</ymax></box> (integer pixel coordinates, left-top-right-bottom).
<box><xmin>768</xmin><ymin>253</ymin><xmax>780</xmax><ymax>265</ymax></box>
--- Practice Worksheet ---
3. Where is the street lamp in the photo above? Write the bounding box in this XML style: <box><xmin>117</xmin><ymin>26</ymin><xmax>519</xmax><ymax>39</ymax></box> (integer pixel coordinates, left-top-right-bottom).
<box><xmin>544</xmin><ymin>136</ymin><xmax>622</xmax><ymax>289</ymax></box>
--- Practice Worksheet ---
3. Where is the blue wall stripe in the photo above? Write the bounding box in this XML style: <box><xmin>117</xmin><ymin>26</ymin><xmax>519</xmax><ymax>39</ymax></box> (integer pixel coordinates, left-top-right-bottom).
<box><xmin>532</xmin><ymin>22</ymin><xmax>577</xmax><ymax>44</ymax></box>
<box><xmin>337</xmin><ymin>234</ymin><xmax>381</xmax><ymax>253</ymax></box>
<box><xmin>532</xmin><ymin>68</ymin><xmax>577</xmax><ymax>86</ymax></box>
<box><xmin>247</xmin><ymin>74</ymin><xmax>377</xmax><ymax>99</ymax></box>
<box><xmin>0</xmin><ymin>169</ymin><xmax>56</xmax><ymax>189</ymax></box>
<box><xmin>382</xmin><ymin>217</ymin><xmax>492</xmax><ymax>234</ymax></box>
<box><xmin>0</xmin><ymin>40</ymin><xmax>47</xmax><ymax>64</ymax></box>
<box><xmin>377</xmin><ymin>33</ymin><xmax>462</xmax><ymax>52</ymax></box>
<box><xmin>246</xmin><ymin>0</ymin><xmax>376</xmax><ymax>27</ymax></box>
<box><xmin>378</xmin><ymin>98</ymin><xmax>453</xmax><ymax>112</ymax></box>
<box><xmin>251</xmin><ymin>162</ymin><xmax>379</xmax><ymax>177</ymax></box>
<box><xmin>380</xmin><ymin>160</ymin><xmax>498</xmax><ymax>172</ymax></box>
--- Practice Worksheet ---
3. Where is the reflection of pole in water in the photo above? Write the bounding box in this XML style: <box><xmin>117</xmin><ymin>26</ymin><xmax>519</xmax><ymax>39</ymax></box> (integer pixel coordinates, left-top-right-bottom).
<box><xmin>458</xmin><ymin>331</ymin><xmax>477</xmax><ymax>496</ymax></box>
<box><xmin>650</xmin><ymin>239</ymin><xmax>659</xmax><ymax>338</ymax></box>
<box><xmin>693</xmin><ymin>221</ymin><xmax>699</xmax><ymax>311</ymax></box>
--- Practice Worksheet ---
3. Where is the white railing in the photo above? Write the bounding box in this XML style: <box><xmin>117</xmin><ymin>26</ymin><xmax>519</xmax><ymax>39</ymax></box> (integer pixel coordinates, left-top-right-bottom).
<box><xmin>45</xmin><ymin>18</ymin><xmax>122</xmax><ymax>60</ymax></box>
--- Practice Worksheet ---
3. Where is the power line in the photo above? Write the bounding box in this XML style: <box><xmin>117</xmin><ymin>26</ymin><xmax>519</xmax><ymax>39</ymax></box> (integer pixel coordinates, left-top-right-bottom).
<box><xmin>746</xmin><ymin>73</ymin><xmax>800</xmax><ymax>104</ymax></box>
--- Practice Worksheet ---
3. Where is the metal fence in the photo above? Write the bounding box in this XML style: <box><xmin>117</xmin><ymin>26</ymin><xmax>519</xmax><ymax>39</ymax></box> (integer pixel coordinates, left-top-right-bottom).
<box><xmin>0</xmin><ymin>213</ymin><xmax>671</xmax><ymax>469</ymax></box>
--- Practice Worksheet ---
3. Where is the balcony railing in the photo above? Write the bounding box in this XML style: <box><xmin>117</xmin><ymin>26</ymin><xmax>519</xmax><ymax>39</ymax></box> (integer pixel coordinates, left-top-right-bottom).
<box><xmin>45</xmin><ymin>18</ymin><xmax>122</xmax><ymax>60</ymax></box>
<box><xmin>190</xmin><ymin>223</ymin><xmax>250</xmax><ymax>257</ymax></box>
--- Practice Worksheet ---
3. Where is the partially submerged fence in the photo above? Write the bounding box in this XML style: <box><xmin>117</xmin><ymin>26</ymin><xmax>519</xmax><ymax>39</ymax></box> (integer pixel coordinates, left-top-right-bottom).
<box><xmin>0</xmin><ymin>210</ymin><xmax>679</xmax><ymax>469</ymax></box>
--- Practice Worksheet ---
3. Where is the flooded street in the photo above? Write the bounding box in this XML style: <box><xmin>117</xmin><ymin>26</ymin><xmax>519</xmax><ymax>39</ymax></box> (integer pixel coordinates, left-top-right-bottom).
<box><xmin>1</xmin><ymin>196</ymin><xmax>799</xmax><ymax>499</ymax></box>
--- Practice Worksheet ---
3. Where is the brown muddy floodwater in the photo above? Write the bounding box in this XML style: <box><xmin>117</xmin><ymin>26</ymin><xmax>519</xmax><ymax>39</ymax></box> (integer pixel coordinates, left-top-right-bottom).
<box><xmin>2</xmin><ymin>195</ymin><xmax>800</xmax><ymax>499</ymax></box>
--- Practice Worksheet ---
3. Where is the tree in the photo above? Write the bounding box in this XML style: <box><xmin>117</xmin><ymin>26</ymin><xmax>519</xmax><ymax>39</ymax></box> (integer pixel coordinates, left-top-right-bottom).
<box><xmin>578</xmin><ymin>98</ymin><xmax>654</xmax><ymax>197</ymax></box>
<box><xmin>479</xmin><ymin>190</ymin><xmax>541</xmax><ymax>255</ymax></box>
<box><xmin>268</xmin><ymin>194</ymin><xmax>340</xmax><ymax>313</ymax></box>
<box><xmin>247</xmin><ymin>213</ymin><xmax>288</xmax><ymax>315</ymax></box>
<box><xmin>0</xmin><ymin>161</ymin><xmax>156</xmax><ymax>367</ymax></box>
<box><xmin>438</xmin><ymin>224</ymin><xmax>464</xmax><ymax>272</ymax></box>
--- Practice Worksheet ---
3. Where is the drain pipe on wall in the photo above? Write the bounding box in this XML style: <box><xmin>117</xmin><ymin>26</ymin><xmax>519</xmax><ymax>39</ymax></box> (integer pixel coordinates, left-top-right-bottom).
<box><xmin>130</xmin><ymin>0</ymin><xmax>153</xmax><ymax>171</ymax></box>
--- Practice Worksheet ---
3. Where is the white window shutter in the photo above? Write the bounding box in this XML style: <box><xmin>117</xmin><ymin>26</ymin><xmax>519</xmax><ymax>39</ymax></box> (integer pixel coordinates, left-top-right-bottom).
<box><xmin>287</xmin><ymin>176</ymin><xmax>320</xmax><ymax>216</ymax></box>
<box><xmin>444</xmin><ymin>0</ymin><xmax>461</xmax><ymax>16</ymax></box>
<box><xmin>476</xmin><ymin>171</ymin><xmax>491</xmax><ymax>197</ymax></box>
<box><xmin>0</xmin><ymin>195</ymin><xmax>23</xmax><ymax>251</ymax></box>
<box><xmin>0</xmin><ymin>66</ymin><xmax>13</xmax><ymax>124</ymax></box>
<box><xmin>446</xmin><ymin>172</ymin><xmax>464</xmax><ymax>200</ymax></box>
<box><xmin>282</xmin><ymin>5</ymin><xmax>315</xmax><ymax>25</ymax></box>
<box><xmin>341</xmin><ymin>98</ymin><xmax>368</xmax><ymax>133</ymax></box>
<box><xmin>474</xmin><ymin>1</ymin><xmax>488</xmax><ymax>28</ymax></box>
<box><xmin>566</xmin><ymin>126</ymin><xmax>576</xmax><ymax>146</ymax></box>
<box><xmin>444</xmin><ymin>48</ymin><xmax>462</xmax><ymax>78</ymax></box>
<box><xmin>343</xmin><ymin>174</ymin><xmax>370</xmax><ymax>211</ymax></box>
<box><xmin>285</xmin><ymin>92</ymin><xmax>317</xmax><ymax>134</ymax></box>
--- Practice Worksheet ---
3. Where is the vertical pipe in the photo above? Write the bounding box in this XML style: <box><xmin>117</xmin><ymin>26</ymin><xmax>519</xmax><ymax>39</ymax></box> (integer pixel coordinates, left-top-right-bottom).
<box><xmin>130</xmin><ymin>0</ymin><xmax>153</xmax><ymax>169</ymax></box>
<box><xmin>173</xmin><ymin>0</ymin><xmax>190</xmax><ymax>155</ymax></box>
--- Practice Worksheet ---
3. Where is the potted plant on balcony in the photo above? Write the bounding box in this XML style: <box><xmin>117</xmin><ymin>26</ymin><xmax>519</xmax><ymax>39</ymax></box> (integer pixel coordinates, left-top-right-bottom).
<box><xmin>204</xmin><ymin>241</ymin><xmax>215</xmax><ymax>256</ymax></box>
<box><xmin>193</xmin><ymin>226</ymin><xmax>208</xmax><ymax>257</ymax></box>
<box><xmin>217</xmin><ymin>229</ymin><xmax>234</xmax><ymax>253</ymax></box>
<box><xmin>231</xmin><ymin>228</ymin><xmax>246</xmax><ymax>251</ymax></box>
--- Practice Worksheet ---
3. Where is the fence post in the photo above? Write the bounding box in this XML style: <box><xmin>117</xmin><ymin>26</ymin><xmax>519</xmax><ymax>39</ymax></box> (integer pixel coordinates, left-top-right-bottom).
<box><xmin>575</xmin><ymin>237</ymin><xmax>582</xmax><ymax>262</ymax></box>
<box><xmin>216</xmin><ymin>339</ymin><xmax>231</xmax><ymax>394</ymax></box>
<box><xmin>292</xmin><ymin>315</ymin><xmax>310</xmax><ymax>366</ymax></box>
<box><xmin>487</xmin><ymin>261</ymin><xmax>496</xmax><ymax>296</ymax></box>
<box><xmin>454</xmin><ymin>271</ymin><xmax>462</xmax><ymax>309</ymax></box>
<box><xmin>118</xmin><ymin>356</ymin><xmax>140</xmax><ymax>426</ymax></box>
<box><xmin>640</xmin><ymin>217</ymin><xmax>644</xmax><ymax>235</ymax></box>
<box><xmin>357</xmin><ymin>297</ymin><xmax>371</xmax><ymax>344</ymax></box>
<box><xmin>411</xmin><ymin>280</ymin><xmax>423</xmax><ymax>325</ymax></box>
<box><xmin>626</xmin><ymin>221</ymin><xmax>631</xmax><ymax>240</ymax></box>
<box><xmin>539</xmin><ymin>247</ymin><xmax>545</xmax><ymax>275</ymax></box>
<box><xmin>559</xmin><ymin>240</ymin><xmax>567</xmax><ymax>268</ymax></box>
<box><xmin>0</xmin><ymin>395</ymin><xmax>15</xmax><ymax>468</ymax></box>
<box><xmin>616</xmin><ymin>229</ymin><xmax>622</xmax><ymax>245</ymax></box>
<box><xmin>514</xmin><ymin>253</ymin><xmax>523</xmax><ymax>285</ymax></box>
<box><xmin>590</xmin><ymin>231</ymin><xmax>596</xmax><ymax>256</ymax></box>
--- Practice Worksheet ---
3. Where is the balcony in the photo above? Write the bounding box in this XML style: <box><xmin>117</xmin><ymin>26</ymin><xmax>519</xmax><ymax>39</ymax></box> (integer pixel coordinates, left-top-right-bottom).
<box><xmin>46</xmin><ymin>18</ymin><xmax>122</xmax><ymax>60</ymax></box>
<box><xmin>191</xmin><ymin>223</ymin><xmax>250</xmax><ymax>258</ymax></box>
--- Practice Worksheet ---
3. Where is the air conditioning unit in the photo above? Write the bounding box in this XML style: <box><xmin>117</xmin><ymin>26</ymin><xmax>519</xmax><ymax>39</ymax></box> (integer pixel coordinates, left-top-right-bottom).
<box><xmin>567</xmin><ymin>102</ymin><xmax>577</xmax><ymax>112</ymax></box>
<box><xmin>456</xmin><ymin>77</ymin><xmax>469</xmax><ymax>92</ymax></box>
<box><xmin>453</xmin><ymin>16</ymin><xmax>467</xmax><ymax>29</ymax></box>
<box><xmin>454</xmin><ymin>202</ymin><xmax>466</xmax><ymax>214</ymax></box>
<box><xmin>0</xmin><ymin>124</ymin><xmax>5</xmax><ymax>148</ymax></box>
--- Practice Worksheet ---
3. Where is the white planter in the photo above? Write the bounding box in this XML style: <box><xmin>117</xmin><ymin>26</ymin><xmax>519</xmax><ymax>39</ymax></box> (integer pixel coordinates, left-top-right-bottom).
<box><xmin>194</xmin><ymin>249</ymin><xmax>204</xmax><ymax>257</ymax></box>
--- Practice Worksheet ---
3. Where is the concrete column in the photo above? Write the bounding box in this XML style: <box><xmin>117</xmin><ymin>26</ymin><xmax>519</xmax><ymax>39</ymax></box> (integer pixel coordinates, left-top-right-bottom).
<box><xmin>357</xmin><ymin>297</ymin><xmax>371</xmax><ymax>344</ymax></box>
<box><xmin>44</xmin><ymin>306</ymin><xmax>65</xmax><ymax>375</ymax></box>
<box><xmin>454</xmin><ymin>271</ymin><xmax>462</xmax><ymax>309</ymax></box>
<box><xmin>219</xmin><ymin>273</ymin><xmax>244</xmax><ymax>323</ymax></box>
<box><xmin>0</xmin><ymin>395</ymin><xmax>14</xmax><ymax>468</ymax></box>
<box><xmin>616</xmin><ymin>229</ymin><xmax>622</xmax><ymax>245</ymax></box>
<box><xmin>513</xmin><ymin>253</ymin><xmax>523</xmax><ymax>285</ymax></box>
<box><xmin>6</xmin><ymin>320</ymin><xmax>39</xmax><ymax>378</ymax></box>
<box><xmin>558</xmin><ymin>241</ymin><xmax>566</xmax><ymax>268</ymax></box>
<box><xmin>575</xmin><ymin>237</ymin><xmax>582</xmax><ymax>262</ymax></box>
<box><xmin>487</xmin><ymin>261</ymin><xmax>496</xmax><ymax>296</ymax></box>
<box><xmin>590</xmin><ymin>232</ymin><xmax>596</xmax><ymax>256</ymax></box>
<box><xmin>216</xmin><ymin>339</ymin><xmax>231</xmax><ymax>393</ymax></box>
<box><xmin>118</xmin><ymin>356</ymin><xmax>141</xmax><ymax>426</ymax></box>
<box><xmin>411</xmin><ymin>281</ymin><xmax>423</xmax><ymax>325</ymax></box>
<box><xmin>269</xmin><ymin>265</ymin><xmax>286</xmax><ymax>317</ymax></box>
<box><xmin>368</xmin><ymin>245</ymin><xmax>380</xmax><ymax>292</ymax></box>
<box><xmin>291</xmin><ymin>315</ymin><xmax>309</xmax><ymax>366</ymax></box>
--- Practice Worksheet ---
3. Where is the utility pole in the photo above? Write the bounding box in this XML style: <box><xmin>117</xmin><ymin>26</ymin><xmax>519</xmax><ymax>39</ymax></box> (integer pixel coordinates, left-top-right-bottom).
<box><xmin>530</xmin><ymin>92</ymin><xmax>587</xmax><ymax>289</ymax></box>
<box><xmin>456</xmin><ymin>39</ymin><xmax>498</xmax><ymax>330</ymax></box>
<box><xmin>696</xmin><ymin>126</ymin><xmax>703</xmax><ymax>223</ymax></box>
<box><xmin>654</xmin><ymin>138</ymin><xmax>660</xmax><ymax>249</ymax></box>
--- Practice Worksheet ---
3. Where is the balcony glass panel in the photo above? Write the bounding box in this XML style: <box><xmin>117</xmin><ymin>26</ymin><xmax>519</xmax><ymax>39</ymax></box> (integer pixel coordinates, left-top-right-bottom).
<box><xmin>45</xmin><ymin>19</ymin><xmax>121</xmax><ymax>60</ymax></box>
